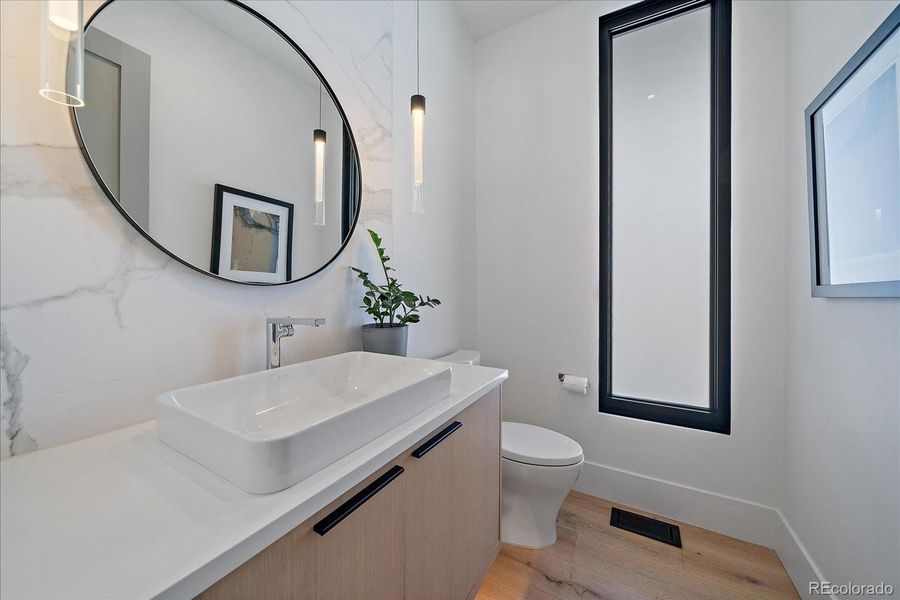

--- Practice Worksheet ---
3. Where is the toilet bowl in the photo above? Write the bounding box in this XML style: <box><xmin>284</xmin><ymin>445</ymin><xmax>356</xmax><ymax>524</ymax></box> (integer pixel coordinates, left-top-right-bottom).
<box><xmin>437</xmin><ymin>350</ymin><xmax>585</xmax><ymax>548</ymax></box>
<box><xmin>500</xmin><ymin>422</ymin><xmax>583</xmax><ymax>547</ymax></box>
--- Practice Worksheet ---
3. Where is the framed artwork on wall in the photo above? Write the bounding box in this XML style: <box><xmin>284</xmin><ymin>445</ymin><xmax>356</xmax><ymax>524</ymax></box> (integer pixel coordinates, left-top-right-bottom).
<box><xmin>805</xmin><ymin>6</ymin><xmax>900</xmax><ymax>298</ymax></box>
<box><xmin>211</xmin><ymin>184</ymin><xmax>293</xmax><ymax>284</ymax></box>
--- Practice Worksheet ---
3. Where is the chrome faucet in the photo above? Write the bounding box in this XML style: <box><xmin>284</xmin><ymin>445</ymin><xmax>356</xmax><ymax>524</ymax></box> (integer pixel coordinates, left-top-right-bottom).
<box><xmin>266</xmin><ymin>317</ymin><xmax>325</xmax><ymax>369</ymax></box>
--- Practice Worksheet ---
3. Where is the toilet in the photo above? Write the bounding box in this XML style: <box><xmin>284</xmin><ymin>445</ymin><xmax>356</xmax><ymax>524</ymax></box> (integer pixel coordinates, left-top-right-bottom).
<box><xmin>437</xmin><ymin>350</ymin><xmax>585</xmax><ymax>548</ymax></box>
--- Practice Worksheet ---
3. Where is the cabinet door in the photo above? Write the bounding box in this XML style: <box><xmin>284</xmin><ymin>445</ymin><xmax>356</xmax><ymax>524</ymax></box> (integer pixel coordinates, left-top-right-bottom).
<box><xmin>198</xmin><ymin>463</ymin><xmax>406</xmax><ymax>600</ymax></box>
<box><xmin>404</xmin><ymin>388</ymin><xmax>501</xmax><ymax>600</ymax></box>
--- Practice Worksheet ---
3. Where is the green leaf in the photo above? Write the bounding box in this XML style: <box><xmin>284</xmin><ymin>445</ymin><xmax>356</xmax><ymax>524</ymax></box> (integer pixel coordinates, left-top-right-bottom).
<box><xmin>352</xmin><ymin>228</ymin><xmax>443</xmax><ymax>325</ymax></box>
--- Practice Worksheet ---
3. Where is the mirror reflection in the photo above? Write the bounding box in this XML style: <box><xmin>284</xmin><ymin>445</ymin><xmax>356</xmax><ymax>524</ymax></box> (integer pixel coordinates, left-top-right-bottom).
<box><xmin>74</xmin><ymin>0</ymin><xmax>360</xmax><ymax>284</ymax></box>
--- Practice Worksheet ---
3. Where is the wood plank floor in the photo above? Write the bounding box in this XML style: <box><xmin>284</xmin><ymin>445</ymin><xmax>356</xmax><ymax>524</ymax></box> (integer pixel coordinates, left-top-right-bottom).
<box><xmin>475</xmin><ymin>491</ymin><xmax>799</xmax><ymax>600</ymax></box>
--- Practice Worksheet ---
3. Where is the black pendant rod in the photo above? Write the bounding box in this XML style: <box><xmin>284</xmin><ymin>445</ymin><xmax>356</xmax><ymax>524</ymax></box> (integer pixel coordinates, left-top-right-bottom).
<box><xmin>416</xmin><ymin>0</ymin><xmax>420</xmax><ymax>94</ymax></box>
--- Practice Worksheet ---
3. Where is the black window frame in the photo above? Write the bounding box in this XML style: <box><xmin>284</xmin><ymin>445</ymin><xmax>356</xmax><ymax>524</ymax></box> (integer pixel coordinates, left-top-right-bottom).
<box><xmin>598</xmin><ymin>0</ymin><xmax>732</xmax><ymax>434</ymax></box>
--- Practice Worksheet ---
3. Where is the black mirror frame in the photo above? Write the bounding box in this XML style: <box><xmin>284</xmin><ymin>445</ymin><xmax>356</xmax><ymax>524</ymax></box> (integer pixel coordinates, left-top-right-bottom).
<box><xmin>598</xmin><ymin>0</ymin><xmax>732</xmax><ymax>434</ymax></box>
<box><xmin>70</xmin><ymin>0</ymin><xmax>363</xmax><ymax>286</ymax></box>
<box><xmin>804</xmin><ymin>6</ymin><xmax>900</xmax><ymax>299</ymax></box>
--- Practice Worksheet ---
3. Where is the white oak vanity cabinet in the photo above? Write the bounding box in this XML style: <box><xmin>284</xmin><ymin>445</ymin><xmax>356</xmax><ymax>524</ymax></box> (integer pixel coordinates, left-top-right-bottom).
<box><xmin>198</xmin><ymin>387</ymin><xmax>501</xmax><ymax>600</ymax></box>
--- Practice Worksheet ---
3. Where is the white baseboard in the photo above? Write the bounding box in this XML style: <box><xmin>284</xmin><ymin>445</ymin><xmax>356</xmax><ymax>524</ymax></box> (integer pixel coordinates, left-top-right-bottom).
<box><xmin>771</xmin><ymin>509</ymin><xmax>834</xmax><ymax>600</ymax></box>
<box><xmin>574</xmin><ymin>460</ymin><xmax>831</xmax><ymax>600</ymax></box>
<box><xmin>574</xmin><ymin>460</ymin><xmax>778</xmax><ymax>546</ymax></box>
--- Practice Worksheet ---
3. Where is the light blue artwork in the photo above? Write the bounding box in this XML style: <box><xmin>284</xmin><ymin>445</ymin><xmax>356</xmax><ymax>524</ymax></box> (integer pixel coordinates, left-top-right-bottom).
<box><xmin>823</xmin><ymin>63</ymin><xmax>900</xmax><ymax>285</ymax></box>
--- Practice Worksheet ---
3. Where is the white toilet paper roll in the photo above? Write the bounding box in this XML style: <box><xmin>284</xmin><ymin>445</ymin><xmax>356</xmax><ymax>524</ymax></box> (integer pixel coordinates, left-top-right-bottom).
<box><xmin>562</xmin><ymin>375</ymin><xmax>589</xmax><ymax>394</ymax></box>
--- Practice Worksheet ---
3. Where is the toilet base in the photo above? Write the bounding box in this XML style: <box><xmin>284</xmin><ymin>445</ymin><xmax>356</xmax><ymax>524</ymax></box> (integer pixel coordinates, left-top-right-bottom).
<box><xmin>500</xmin><ymin>457</ymin><xmax>583</xmax><ymax>548</ymax></box>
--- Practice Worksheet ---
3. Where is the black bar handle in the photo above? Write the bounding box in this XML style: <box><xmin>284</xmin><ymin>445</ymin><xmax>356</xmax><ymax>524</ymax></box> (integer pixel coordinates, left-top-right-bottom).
<box><xmin>313</xmin><ymin>465</ymin><xmax>404</xmax><ymax>536</ymax></box>
<box><xmin>411</xmin><ymin>421</ymin><xmax>462</xmax><ymax>459</ymax></box>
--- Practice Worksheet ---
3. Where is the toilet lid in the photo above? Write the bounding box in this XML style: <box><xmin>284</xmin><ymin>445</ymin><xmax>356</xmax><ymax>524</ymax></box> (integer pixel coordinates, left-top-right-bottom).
<box><xmin>501</xmin><ymin>422</ymin><xmax>584</xmax><ymax>467</ymax></box>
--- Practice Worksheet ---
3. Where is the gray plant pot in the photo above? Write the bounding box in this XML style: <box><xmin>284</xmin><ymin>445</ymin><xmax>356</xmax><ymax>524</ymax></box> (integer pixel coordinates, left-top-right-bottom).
<box><xmin>361</xmin><ymin>323</ymin><xmax>409</xmax><ymax>356</ymax></box>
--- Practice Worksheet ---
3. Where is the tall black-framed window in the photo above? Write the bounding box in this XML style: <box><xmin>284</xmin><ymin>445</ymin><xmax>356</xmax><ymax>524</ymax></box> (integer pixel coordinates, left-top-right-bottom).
<box><xmin>598</xmin><ymin>0</ymin><xmax>732</xmax><ymax>434</ymax></box>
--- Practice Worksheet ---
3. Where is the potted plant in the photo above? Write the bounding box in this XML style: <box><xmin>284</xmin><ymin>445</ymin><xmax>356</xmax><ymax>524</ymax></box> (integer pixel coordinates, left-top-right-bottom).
<box><xmin>352</xmin><ymin>229</ymin><xmax>440</xmax><ymax>356</ymax></box>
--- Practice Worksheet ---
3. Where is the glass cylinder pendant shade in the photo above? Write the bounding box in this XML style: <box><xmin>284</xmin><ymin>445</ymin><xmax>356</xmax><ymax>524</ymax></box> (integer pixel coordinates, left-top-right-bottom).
<box><xmin>411</xmin><ymin>94</ymin><xmax>425</xmax><ymax>214</ymax></box>
<box><xmin>313</xmin><ymin>128</ymin><xmax>326</xmax><ymax>226</ymax></box>
<box><xmin>39</xmin><ymin>0</ymin><xmax>85</xmax><ymax>107</ymax></box>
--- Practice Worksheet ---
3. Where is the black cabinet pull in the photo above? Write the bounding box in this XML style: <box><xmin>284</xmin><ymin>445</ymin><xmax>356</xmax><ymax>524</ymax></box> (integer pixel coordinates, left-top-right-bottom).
<box><xmin>313</xmin><ymin>465</ymin><xmax>404</xmax><ymax>536</ymax></box>
<box><xmin>411</xmin><ymin>421</ymin><xmax>462</xmax><ymax>458</ymax></box>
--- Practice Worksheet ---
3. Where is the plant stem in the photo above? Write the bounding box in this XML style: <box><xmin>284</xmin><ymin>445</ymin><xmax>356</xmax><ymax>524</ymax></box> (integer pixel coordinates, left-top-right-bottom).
<box><xmin>378</xmin><ymin>257</ymin><xmax>394</xmax><ymax>327</ymax></box>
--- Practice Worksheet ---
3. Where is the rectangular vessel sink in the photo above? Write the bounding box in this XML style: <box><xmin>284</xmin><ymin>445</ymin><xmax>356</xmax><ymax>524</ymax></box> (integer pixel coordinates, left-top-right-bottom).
<box><xmin>156</xmin><ymin>352</ymin><xmax>452</xmax><ymax>493</ymax></box>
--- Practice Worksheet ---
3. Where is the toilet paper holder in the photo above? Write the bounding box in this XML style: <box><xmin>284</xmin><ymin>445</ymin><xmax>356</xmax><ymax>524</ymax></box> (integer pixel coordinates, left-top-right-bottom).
<box><xmin>558</xmin><ymin>373</ymin><xmax>586</xmax><ymax>382</ymax></box>
<box><xmin>558</xmin><ymin>373</ymin><xmax>590</xmax><ymax>393</ymax></box>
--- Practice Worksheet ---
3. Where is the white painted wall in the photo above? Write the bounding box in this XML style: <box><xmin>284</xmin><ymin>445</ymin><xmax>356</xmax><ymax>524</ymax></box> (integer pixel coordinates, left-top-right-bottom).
<box><xmin>783</xmin><ymin>0</ymin><xmax>900</xmax><ymax>593</ymax></box>
<box><xmin>392</xmin><ymin>0</ymin><xmax>477</xmax><ymax>359</ymax></box>
<box><xmin>475</xmin><ymin>0</ymin><xmax>788</xmax><ymax>509</ymax></box>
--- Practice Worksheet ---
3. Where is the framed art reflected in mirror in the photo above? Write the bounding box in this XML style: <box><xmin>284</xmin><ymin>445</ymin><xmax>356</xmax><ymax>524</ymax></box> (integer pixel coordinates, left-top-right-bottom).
<box><xmin>211</xmin><ymin>185</ymin><xmax>293</xmax><ymax>284</ymax></box>
<box><xmin>805</xmin><ymin>5</ymin><xmax>900</xmax><ymax>298</ymax></box>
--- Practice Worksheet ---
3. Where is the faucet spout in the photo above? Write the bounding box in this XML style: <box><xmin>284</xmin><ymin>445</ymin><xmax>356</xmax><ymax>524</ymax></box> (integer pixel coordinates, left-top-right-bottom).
<box><xmin>266</xmin><ymin>317</ymin><xmax>325</xmax><ymax>328</ymax></box>
<box><xmin>266</xmin><ymin>317</ymin><xmax>326</xmax><ymax>369</ymax></box>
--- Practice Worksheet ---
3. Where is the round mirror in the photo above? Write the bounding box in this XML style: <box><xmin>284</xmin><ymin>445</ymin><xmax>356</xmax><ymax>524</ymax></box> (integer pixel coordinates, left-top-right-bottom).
<box><xmin>73</xmin><ymin>0</ymin><xmax>360</xmax><ymax>285</ymax></box>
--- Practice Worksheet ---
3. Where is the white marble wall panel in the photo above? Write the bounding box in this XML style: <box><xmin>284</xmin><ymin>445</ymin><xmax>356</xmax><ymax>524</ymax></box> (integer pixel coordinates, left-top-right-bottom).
<box><xmin>0</xmin><ymin>0</ymin><xmax>394</xmax><ymax>458</ymax></box>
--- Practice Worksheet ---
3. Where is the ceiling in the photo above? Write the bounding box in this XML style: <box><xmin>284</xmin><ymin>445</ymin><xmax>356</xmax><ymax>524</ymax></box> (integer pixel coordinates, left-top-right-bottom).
<box><xmin>453</xmin><ymin>0</ymin><xmax>567</xmax><ymax>40</ymax></box>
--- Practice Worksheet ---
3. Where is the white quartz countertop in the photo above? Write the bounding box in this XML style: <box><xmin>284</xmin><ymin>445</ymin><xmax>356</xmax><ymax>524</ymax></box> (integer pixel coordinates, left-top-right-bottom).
<box><xmin>0</xmin><ymin>363</ymin><xmax>507</xmax><ymax>600</ymax></box>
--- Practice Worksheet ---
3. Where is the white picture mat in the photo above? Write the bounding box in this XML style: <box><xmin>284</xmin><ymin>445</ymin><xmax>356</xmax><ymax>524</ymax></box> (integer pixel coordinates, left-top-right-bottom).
<box><xmin>821</xmin><ymin>28</ymin><xmax>900</xmax><ymax>285</ymax></box>
<box><xmin>217</xmin><ymin>191</ymin><xmax>290</xmax><ymax>283</ymax></box>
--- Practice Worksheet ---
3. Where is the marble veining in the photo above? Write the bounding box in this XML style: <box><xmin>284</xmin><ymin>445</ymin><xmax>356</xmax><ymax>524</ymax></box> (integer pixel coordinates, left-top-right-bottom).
<box><xmin>0</xmin><ymin>323</ymin><xmax>36</xmax><ymax>456</ymax></box>
<box><xmin>0</xmin><ymin>150</ymin><xmax>170</xmax><ymax>327</ymax></box>
<box><xmin>0</xmin><ymin>0</ymin><xmax>394</xmax><ymax>459</ymax></box>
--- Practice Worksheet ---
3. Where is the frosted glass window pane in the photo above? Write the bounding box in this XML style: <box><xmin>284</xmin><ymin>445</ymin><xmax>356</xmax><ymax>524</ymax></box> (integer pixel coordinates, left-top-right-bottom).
<box><xmin>610</xmin><ymin>7</ymin><xmax>711</xmax><ymax>408</ymax></box>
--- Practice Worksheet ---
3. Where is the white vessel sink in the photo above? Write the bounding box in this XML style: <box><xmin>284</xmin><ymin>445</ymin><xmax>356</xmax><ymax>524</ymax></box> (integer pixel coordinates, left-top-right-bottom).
<box><xmin>156</xmin><ymin>352</ymin><xmax>452</xmax><ymax>493</ymax></box>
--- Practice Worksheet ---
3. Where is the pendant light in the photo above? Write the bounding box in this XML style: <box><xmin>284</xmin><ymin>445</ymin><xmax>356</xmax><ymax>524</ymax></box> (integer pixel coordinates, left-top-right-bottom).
<box><xmin>39</xmin><ymin>0</ymin><xmax>84</xmax><ymax>107</ymax></box>
<box><xmin>313</xmin><ymin>84</ymin><xmax>326</xmax><ymax>227</ymax></box>
<box><xmin>411</xmin><ymin>0</ymin><xmax>426</xmax><ymax>214</ymax></box>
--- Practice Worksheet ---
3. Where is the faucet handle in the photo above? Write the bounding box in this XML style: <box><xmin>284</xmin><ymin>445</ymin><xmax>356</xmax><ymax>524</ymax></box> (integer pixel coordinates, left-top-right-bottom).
<box><xmin>266</xmin><ymin>317</ymin><xmax>326</xmax><ymax>370</ymax></box>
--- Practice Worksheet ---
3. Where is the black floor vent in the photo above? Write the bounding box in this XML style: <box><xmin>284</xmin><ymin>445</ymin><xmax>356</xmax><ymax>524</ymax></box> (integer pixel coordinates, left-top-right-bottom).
<box><xmin>610</xmin><ymin>507</ymin><xmax>682</xmax><ymax>548</ymax></box>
